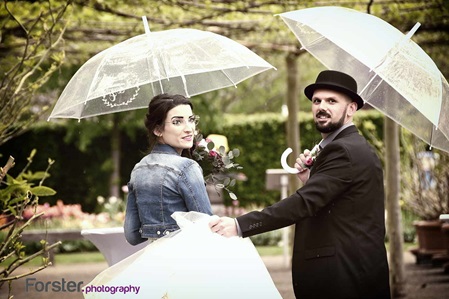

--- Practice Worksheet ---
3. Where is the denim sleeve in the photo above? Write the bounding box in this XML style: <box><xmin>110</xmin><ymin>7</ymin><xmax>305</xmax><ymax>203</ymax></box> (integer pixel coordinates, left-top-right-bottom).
<box><xmin>179</xmin><ymin>162</ymin><xmax>213</xmax><ymax>215</ymax></box>
<box><xmin>124</xmin><ymin>183</ymin><xmax>147</xmax><ymax>245</ymax></box>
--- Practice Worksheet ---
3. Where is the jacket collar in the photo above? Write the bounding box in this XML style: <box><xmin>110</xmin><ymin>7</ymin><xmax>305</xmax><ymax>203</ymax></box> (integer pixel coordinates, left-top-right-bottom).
<box><xmin>319</xmin><ymin>122</ymin><xmax>355</xmax><ymax>149</ymax></box>
<box><xmin>151</xmin><ymin>143</ymin><xmax>180</xmax><ymax>155</ymax></box>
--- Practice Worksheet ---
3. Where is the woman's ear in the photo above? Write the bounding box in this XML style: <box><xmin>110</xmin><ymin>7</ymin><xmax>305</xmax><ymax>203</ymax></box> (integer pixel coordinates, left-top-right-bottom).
<box><xmin>153</xmin><ymin>127</ymin><xmax>163</xmax><ymax>137</ymax></box>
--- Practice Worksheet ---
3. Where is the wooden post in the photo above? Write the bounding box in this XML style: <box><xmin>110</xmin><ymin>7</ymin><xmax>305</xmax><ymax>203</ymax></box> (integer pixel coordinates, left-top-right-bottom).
<box><xmin>285</xmin><ymin>53</ymin><xmax>301</xmax><ymax>194</ymax></box>
<box><xmin>385</xmin><ymin>117</ymin><xmax>406</xmax><ymax>297</ymax></box>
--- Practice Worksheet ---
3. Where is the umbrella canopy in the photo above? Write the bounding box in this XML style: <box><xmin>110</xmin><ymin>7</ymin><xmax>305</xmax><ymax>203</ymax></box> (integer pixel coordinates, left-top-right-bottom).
<box><xmin>48</xmin><ymin>25</ymin><xmax>274</xmax><ymax>120</ymax></box>
<box><xmin>279</xmin><ymin>6</ymin><xmax>449</xmax><ymax>152</ymax></box>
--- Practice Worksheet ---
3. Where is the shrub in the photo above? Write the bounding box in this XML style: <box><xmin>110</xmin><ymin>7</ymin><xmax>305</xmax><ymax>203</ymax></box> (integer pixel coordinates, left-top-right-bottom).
<box><xmin>250</xmin><ymin>230</ymin><xmax>282</xmax><ymax>246</ymax></box>
<box><xmin>0</xmin><ymin>150</ymin><xmax>59</xmax><ymax>296</ymax></box>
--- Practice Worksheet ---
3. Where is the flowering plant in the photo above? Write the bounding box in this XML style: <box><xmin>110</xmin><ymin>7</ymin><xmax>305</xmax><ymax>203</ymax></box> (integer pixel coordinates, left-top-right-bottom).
<box><xmin>22</xmin><ymin>199</ymin><xmax>125</xmax><ymax>229</ymax></box>
<box><xmin>192</xmin><ymin>134</ymin><xmax>242</xmax><ymax>200</ymax></box>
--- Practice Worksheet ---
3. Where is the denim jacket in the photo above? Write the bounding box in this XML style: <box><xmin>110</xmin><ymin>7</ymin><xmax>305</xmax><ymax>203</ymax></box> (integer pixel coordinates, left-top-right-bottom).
<box><xmin>124</xmin><ymin>144</ymin><xmax>212</xmax><ymax>245</ymax></box>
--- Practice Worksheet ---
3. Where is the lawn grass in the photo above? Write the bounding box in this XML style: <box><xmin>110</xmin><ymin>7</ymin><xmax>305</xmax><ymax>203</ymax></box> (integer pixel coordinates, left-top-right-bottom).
<box><xmin>256</xmin><ymin>245</ymin><xmax>284</xmax><ymax>256</ymax></box>
<box><xmin>3</xmin><ymin>243</ymin><xmax>416</xmax><ymax>267</ymax></box>
<box><xmin>2</xmin><ymin>246</ymin><xmax>283</xmax><ymax>267</ymax></box>
<box><xmin>55</xmin><ymin>251</ymin><xmax>106</xmax><ymax>264</ymax></box>
<box><xmin>2</xmin><ymin>251</ymin><xmax>106</xmax><ymax>267</ymax></box>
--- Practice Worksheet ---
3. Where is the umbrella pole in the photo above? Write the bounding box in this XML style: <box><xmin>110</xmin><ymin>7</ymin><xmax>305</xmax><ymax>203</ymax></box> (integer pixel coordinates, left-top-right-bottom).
<box><xmin>142</xmin><ymin>16</ymin><xmax>151</xmax><ymax>34</ymax></box>
<box><xmin>141</xmin><ymin>16</ymin><xmax>166</xmax><ymax>95</ymax></box>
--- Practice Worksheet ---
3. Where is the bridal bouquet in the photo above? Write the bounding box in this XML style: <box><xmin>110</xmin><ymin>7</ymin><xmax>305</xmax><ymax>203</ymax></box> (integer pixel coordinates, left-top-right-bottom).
<box><xmin>192</xmin><ymin>134</ymin><xmax>242</xmax><ymax>200</ymax></box>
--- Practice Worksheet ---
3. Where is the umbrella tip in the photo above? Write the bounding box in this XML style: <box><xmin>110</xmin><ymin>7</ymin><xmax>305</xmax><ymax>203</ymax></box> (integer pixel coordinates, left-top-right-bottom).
<box><xmin>142</xmin><ymin>16</ymin><xmax>151</xmax><ymax>34</ymax></box>
<box><xmin>406</xmin><ymin>22</ymin><xmax>421</xmax><ymax>38</ymax></box>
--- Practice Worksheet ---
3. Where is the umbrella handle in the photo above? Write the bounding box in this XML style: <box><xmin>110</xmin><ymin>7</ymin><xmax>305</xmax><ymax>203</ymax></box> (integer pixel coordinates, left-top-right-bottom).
<box><xmin>280</xmin><ymin>148</ymin><xmax>299</xmax><ymax>174</ymax></box>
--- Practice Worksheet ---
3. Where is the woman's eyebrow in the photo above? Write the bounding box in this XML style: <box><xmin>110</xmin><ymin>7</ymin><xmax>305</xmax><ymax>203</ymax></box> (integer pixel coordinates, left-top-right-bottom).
<box><xmin>170</xmin><ymin>115</ymin><xmax>193</xmax><ymax>119</ymax></box>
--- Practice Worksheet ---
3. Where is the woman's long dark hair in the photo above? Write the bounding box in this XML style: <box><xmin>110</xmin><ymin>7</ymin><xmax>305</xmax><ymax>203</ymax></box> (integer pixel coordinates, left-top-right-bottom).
<box><xmin>145</xmin><ymin>93</ymin><xmax>195</xmax><ymax>157</ymax></box>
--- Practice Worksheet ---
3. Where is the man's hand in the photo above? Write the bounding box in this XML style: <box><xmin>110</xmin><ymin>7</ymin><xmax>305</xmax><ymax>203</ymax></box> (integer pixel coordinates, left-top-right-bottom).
<box><xmin>295</xmin><ymin>149</ymin><xmax>312</xmax><ymax>183</ymax></box>
<box><xmin>209</xmin><ymin>216</ymin><xmax>238</xmax><ymax>238</ymax></box>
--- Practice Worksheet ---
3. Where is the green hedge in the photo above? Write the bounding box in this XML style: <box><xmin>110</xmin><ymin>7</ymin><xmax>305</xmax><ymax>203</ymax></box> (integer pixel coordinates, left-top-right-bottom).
<box><xmin>0</xmin><ymin>110</ymin><xmax>385</xmax><ymax>212</ymax></box>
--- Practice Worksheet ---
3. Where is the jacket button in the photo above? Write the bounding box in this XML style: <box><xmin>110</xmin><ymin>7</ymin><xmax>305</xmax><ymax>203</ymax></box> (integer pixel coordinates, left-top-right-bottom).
<box><xmin>157</xmin><ymin>231</ymin><xmax>161</xmax><ymax>235</ymax></box>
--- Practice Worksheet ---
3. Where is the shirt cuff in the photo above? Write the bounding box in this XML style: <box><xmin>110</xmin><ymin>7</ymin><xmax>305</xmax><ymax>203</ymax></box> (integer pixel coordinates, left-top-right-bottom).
<box><xmin>234</xmin><ymin>218</ymin><xmax>242</xmax><ymax>237</ymax></box>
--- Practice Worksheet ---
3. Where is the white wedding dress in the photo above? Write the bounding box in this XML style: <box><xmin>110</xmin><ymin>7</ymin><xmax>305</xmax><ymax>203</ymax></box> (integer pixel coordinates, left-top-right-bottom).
<box><xmin>83</xmin><ymin>211</ymin><xmax>282</xmax><ymax>299</ymax></box>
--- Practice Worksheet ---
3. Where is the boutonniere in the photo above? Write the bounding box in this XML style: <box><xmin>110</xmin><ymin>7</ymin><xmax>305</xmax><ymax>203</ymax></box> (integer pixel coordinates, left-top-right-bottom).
<box><xmin>304</xmin><ymin>144</ymin><xmax>321</xmax><ymax>169</ymax></box>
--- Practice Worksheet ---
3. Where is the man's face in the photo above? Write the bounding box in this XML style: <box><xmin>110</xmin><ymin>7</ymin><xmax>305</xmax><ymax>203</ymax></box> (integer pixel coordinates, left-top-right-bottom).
<box><xmin>311</xmin><ymin>89</ymin><xmax>357</xmax><ymax>134</ymax></box>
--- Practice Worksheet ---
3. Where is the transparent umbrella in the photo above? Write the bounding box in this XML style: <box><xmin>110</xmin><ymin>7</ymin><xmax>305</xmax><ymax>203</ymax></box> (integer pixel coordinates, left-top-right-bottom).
<box><xmin>48</xmin><ymin>18</ymin><xmax>275</xmax><ymax>120</ymax></box>
<box><xmin>279</xmin><ymin>6</ymin><xmax>449</xmax><ymax>153</ymax></box>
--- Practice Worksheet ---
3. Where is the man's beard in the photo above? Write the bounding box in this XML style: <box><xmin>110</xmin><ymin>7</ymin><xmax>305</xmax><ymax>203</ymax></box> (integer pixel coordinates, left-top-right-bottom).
<box><xmin>314</xmin><ymin>108</ymin><xmax>347</xmax><ymax>134</ymax></box>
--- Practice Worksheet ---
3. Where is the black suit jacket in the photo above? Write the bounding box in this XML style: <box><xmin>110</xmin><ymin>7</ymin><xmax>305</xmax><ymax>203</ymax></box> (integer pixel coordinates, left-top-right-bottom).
<box><xmin>237</xmin><ymin>126</ymin><xmax>390</xmax><ymax>299</ymax></box>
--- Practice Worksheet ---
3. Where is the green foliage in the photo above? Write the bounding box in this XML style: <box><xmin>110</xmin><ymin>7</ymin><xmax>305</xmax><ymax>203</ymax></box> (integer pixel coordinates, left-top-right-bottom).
<box><xmin>250</xmin><ymin>230</ymin><xmax>282</xmax><ymax>246</ymax></box>
<box><xmin>0</xmin><ymin>151</ymin><xmax>59</xmax><ymax>295</ymax></box>
<box><xmin>400</xmin><ymin>139</ymin><xmax>449</xmax><ymax>220</ymax></box>
<box><xmin>0</xmin><ymin>0</ymin><xmax>72</xmax><ymax>145</ymax></box>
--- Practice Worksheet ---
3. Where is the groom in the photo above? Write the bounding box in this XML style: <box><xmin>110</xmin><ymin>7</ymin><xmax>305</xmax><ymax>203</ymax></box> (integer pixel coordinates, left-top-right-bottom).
<box><xmin>210</xmin><ymin>70</ymin><xmax>391</xmax><ymax>299</ymax></box>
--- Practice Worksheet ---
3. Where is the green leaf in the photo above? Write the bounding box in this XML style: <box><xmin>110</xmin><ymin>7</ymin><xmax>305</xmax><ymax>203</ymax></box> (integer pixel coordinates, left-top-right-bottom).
<box><xmin>225</xmin><ymin>163</ymin><xmax>234</xmax><ymax>169</ymax></box>
<box><xmin>222</xmin><ymin>156</ymin><xmax>231</xmax><ymax>165</ymax></box>
<box><xmin>28</xmin><ymin>149</ymin><xmax>37</xmax><ymax>162</ymax></box>
<box><xmin>7</xmin><ymin>205</ymin><xmax>17</xmax><ymax>216</ymax></box>
<box><xmin>229</xmin><ymin>192</ymin><xmax>237</xmax><ymax>200</ymax></box>
<box><xmin>22</xmin><ymin>171</ymin><xmax>50</xmax><ymax>181</ymax></box>
<box><xmin>218</xmin><ymin>146</ymin><xmax>226</xmax><ymax>155</ymax></box>
<box><xmin>30</xmin><ymin>186</ymin><xmax>56</xmax><ymax>196</ymax></box>
<box><xmin>207</xmin><ymin>141</ymin><xmax>215</xmax><ymax>151</ymax></box>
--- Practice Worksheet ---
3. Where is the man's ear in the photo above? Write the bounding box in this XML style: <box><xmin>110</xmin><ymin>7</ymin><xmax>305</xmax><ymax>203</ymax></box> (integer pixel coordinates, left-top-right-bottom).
<box><xmin>348</xmin><ymin>102</ymin><xmax>357</xmax><ymax>116</ymax></box>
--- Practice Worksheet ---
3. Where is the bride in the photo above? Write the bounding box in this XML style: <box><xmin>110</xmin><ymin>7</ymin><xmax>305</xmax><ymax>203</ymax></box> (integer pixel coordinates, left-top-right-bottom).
<box><xmin>82</xmin><ymin>94</ymin><xmax>281</xmax><ymax>298</ymax></box>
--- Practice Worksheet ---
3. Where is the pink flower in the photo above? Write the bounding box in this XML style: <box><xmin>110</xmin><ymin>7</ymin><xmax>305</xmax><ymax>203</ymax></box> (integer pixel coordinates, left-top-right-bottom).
<box><xmin>305</xmin><ymin>157</ymin><xmax>314</xmax><ymax>167</ymax></box>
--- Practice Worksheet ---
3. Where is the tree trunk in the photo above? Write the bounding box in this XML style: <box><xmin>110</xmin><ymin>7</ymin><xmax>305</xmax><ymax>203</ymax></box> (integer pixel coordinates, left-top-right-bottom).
<box><xmin>285</xmin><ymin>53</ymin><xmax>300</xmax><ymax>266</ymax></box>
<box><xmin>109</xmin><ymin>114</ymin><xmax>121</xmax><ymax>198</ymax></box>
<box><xmin>384</xmin><ymin>117</ymin><xmax>406</xmax><ymax>297</ymax></box>
<box><xmin>285</xmin><ymin>53</ymin><xmax>301</xmax><ymax>194</ymax></box>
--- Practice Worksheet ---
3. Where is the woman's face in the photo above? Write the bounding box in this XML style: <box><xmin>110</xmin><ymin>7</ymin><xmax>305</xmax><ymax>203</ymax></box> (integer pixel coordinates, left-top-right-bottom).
<box><xmin>156</xmin><ymin>104</ymin><xmax>197</xmax><ymax>154</ymax></box>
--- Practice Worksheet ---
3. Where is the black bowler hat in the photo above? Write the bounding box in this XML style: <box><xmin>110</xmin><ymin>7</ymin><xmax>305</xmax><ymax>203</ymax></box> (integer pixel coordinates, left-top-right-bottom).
<box><xmin>304</xmin><ymin>70</ymin><xmax>364</xmax><ymax>110</ymax></box>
